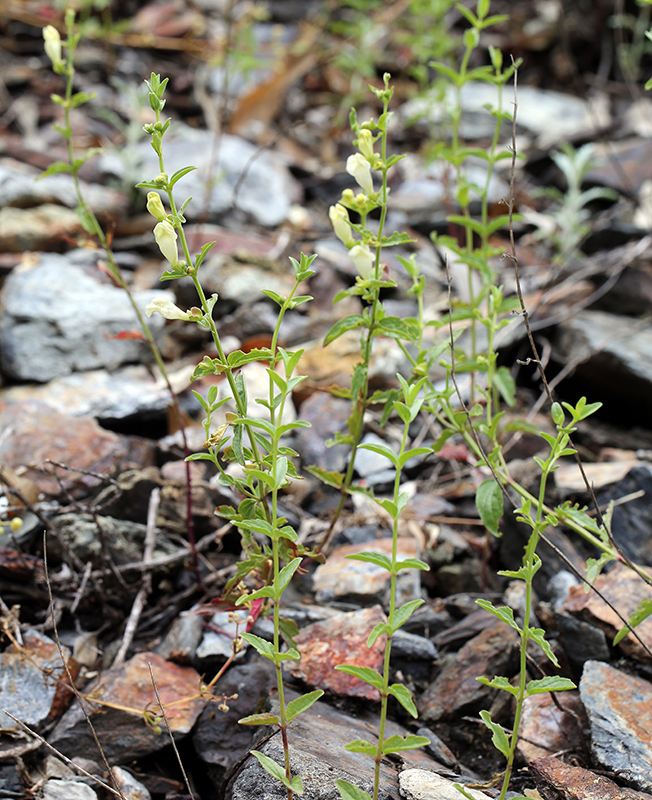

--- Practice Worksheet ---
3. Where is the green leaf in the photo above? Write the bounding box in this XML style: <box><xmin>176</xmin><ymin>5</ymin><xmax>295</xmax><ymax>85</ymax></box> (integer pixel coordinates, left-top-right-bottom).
<box><xmin>286</xmin><ymin>690</ymin><xmax>324</xmax><ymax>722</ymax></box>
<box><xmin>334</xmin><ymin>665</ymin><xmax>383</xmax><ymax>690</ymax></box>
<box><xmin>323</xmin><ymin>315</ymin><xmax>366</xmax><ymax>346</ymax></box>
<box><xmin>367</xmin><ymin>622</ymin><xmax>390</xmax><ymax>647</ymax></box>
<box><xmin>479</xmin><ymin>710</ymin><xmax>510</xmax><ymax>759</ymax></box>
<box><xmin>40</xmin><ymin>161</ymin><xmax>73</xmax><ymax>177</ymax></box>
<box><xmin>393</xmin><ymin>599</ymin><xmax>425</xmax><ymax>631</ymax></box>
<box><xmin>493</xmin><ymin>365</ymin><xmax>516</xmax><ymax>407</ymax></box>
<box><xmin>261</xmin><ymin>289</ymin><xmax>286</xmax><ymax>307</ymax></box>
<box><xmin>476</xmin><ymin>478</ymin><xmax>503</xmax><ymax>537</ymax></box>
<box><xmin>358</xmin><ymin>442</ymin><xmax>398</xmax><ymax>467</ymax></box>
<box><xmin>475</xmin><ymin>600</ymin><xmax>521</xmax><ymax>633</ymax></box>
<box><xmin>276</xmin><ymin>648</ymin><xmax>301</xmax><ymax>662</ymax></box>
<box><xmin>387</xmin><ymin>684</ymin><xmax>418</xmax><ymax>718</ymax></box>
<box><xmin>227</xmin><ymin>349</ymin><xmax>275</xmax><ymax>368</ymax></box>
<box><xmin>526</xmin><ymin>676</ymin><xmax>576</xmax><ymax>695</ymax></box>
<box><xmin>275</xmin><ymin>557</ymin><xmax>302</xmax><ymax>595</ymax></box>
<box><xmin>237</xmin><ymin>585</ymin><xmax>274</xmax><ymax>603</ymax></box>
<box><xmin>342</xmin><ymin>739</ymin><xmax>377</xmax><ymax>756</ymax></box>
<box><xmin>238</xmin><ymin>712</ymin><xmax>280</xmax><ymax>726</ymax></box>
<box><xmin>527</xmin><ymin>628</ymin><xmax>560</xmax><ymax>667</ymax></box>
<box><xmin>398</xmin><ymin>447</ymin><xmax>432</xmax><ymax>469</ymax></box>
<box><xmin>476</xmin><ymin>676</ymin><xmax>519</xmax><ymax>696</ymax></box>
<box><xmin>250</xmin><ymin>751</ymin><xmax>303</xmax><ymax>794</ymax></box>
<box><xmin>346</xmin><ymin>551</ymin><xmax>392</xmax><ymax>571</ymax></box>
<box><xmin>336</xmin><ymin>779</ymin><xmax>372</xmax><ymax>800</ymax></box>
<box><xmin>305</xmin><ymin>466</ymin><xmax>344</xmax><ymax>488</ymax></box>
<box><xmin>614</xmin><ymin>597</ymin><xmax>652</xmax><ymax>645</ymax></box>
<box><xmin>168</xmin><ymin>165</ymin><xmax>197</xmax><ymax>188</ymax></box>
<box><xmin>382</xmin><ymin>734</ymin><xmax>430</xmax><ymax>754</ymax></box>
<box><xmin>240</xmin><ymin>633</ymin><xmax>276</xmax><ymax>660</ymax></box>
<box><xmin>392</xmin><ymin>558</ymin><xmax>430</xmax><ymax>573</ymax></box>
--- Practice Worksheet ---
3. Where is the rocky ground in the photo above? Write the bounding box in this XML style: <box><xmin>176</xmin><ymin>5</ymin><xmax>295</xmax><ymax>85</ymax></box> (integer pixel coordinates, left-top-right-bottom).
<box><xmin>1</xmin><ymin>1</ymin><xmax>652</xmax><ymax>798</ymax></box>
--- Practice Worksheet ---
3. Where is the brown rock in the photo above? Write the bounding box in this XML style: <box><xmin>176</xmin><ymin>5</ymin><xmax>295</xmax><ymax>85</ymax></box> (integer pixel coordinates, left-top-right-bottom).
<box><xmin>529</xmin><ymin>755</ymin><xmax>652</xmax><ymax>799</ymax></box>
<box><xmin>287</xmin><ymin>606</ymin><xmax>387</xmax><ymax>700</ymax></box>
<box><xmin>49</xmin><ymin>652</ymin><xmax>206</xmax><ymax>763</ymax></box>
<box><xmin>565</xmin><ymin>563</ymin><xmax>652</xmax><ymax>663</ymax></box>
<box><xmin>517</xmin><ymin>691</ymin><xmax>587</xmax><ymax>763</ymax></box>
<box><xmin>419</xmin><ymin>622</ymin><xmax>519</xmax><ymax>722</ymax></box>
<box><xmin>0</xmin><ymin>204</ymin><xmax>83</xmax><ymax>252</ymax></box>
<box><xmin>0</xmin><ymin>401</ymin><xmax>156</xmax><ymax>497</ymax></box>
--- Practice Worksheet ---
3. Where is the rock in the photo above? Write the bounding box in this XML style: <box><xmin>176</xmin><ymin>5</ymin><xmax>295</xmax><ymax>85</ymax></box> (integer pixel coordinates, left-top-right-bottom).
<box><xmin>555</xmin><ymin>613</ymin><xmax>610</xmax><ymax>675</ymax></box>
<box><xmin>0</xmin><ymin>400</ymin><xmax>156</xmax><ymax>497</ymax></box>
<box><xmin>42</xmin><ymin>781</ymin><xmax>97</xmax><ymax>800</ymax></box>
<box><xmin>0</xmin><ymin>366</ymin><xmax>173</xmax><ymax>422</ymax></box>
<box><xmin>191</xmin><ymin>662</ymin><xmax>275</xmax><ymax>778</ymax></box>
<box><xmin>0</xmin><ymin>630</ymin><xmax>68</xmax><ymax>730</ymax></box>
<box><xmin>224</xmin><ymin>690</ymin><xmax>438</xmax><ymax>800</ymax></box>
<box><xmin>415</xmin><ymin>728</ymin><xmax>457</xmax><ymax>768</ymax></box>
<box><xmin>580</xmin><ymin>660</ymin><xmax>652</xmax><ymax>792</ymax></box>
<box><xmin>111</xmin><ymin>767</ymin><xmax>151</xmax><ymax>800</ymax></box>
<box><xmin>156</xmin><ymin>611</ymin><xmax>204</xmax><ymax>665</ymax></box>
<box><xmin>0</xmin><ymin>205</ymin><xmax>84</xmax><ymax>252</ymax></box>
<box><xmin>419</xmin><ymin>622</ymin><xmax>519</xmax><ymax>723</ymax></box>
<box><xmin>391</xmin><ymin>630</ymin><xmax>438</xmax><ymax>663</ymax></box>
<box><xmin>398</xmin><ymin>769</ymin><xmax>492</xmax><ymax>800</ymax></box>
<box><xmin>597</xmin><ymin>463</ymin><xmax>652</xmax><ymax>565</ymax></box>
<box><xmin>196</xmin><ymin>609</ymin><xmax>250</xmax><ymax>662</ymax></box>
<box><xmin>554</xmin><ymin>460</ymin><xmax>641</xmax><ymax>495</ymax></box>
<box><xmin>49</xmin><ymin>652</ymin><xmax>206</xmax><ymax>764</ymax></box>
<box><xmin>529</xmin><ymin>755</ymin><xmax>652</xmax><ymax>800</ymax></box>
<box><xmin>517</xmin><ymin>691</ymin><xmax>587</xmax><ymax>763</ymax></box>
<box><xmin>312</xmin><ymin>537</ymin><xmax>423</xmax><ymax>609</ymax></box>
<box><xmin>564</xmin><ymin>563</ymin><xmax>652</xmax><ymax>663</ymax></box>
<box><xmin>99</xmin><ymin>126</ymin><xmax>299</xmax><ymax>227</ymax></box>
<box><xmin>554</xmin><ymin>311</ymin><xmax>652</xmax><ymax>428</ymax></box>
<box><xmin>286</xmin><ymin>606</ymin><xmax>387</xmax><ymax>700</ymax></box>
<box><xmin>352</xmin><ymin>433</ymin><xmax>396</xmax><ymax>478</ymax></box>
<box><xmin>294</xmin><ymin>391</ymin><xmax>350</xmax><ymax>473</ymax></box>
<box><xmin>0</xmin><ymin>255</ymin><xmax>167</xmax><ymax>382</ymax></box>
<box><xmin>48</xmin><ymin>513</ymin><xmax>179</xmax><ymax>568</ymax></box>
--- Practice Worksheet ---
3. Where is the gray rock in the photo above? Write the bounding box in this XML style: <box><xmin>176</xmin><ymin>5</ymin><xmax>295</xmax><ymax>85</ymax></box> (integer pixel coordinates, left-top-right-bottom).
<box><xmin>196</xmin><ymin>609</ymin><xmax>250</xmax><ymax>661</ymax></box>
<box><xmin>353</xmin><ymin>433</ymin><xmax>396</xmax><ymax>477</ymax></box>
<box><xmin>0</xmin><ymin>255</ymin><xmax>167</xmax><ymax>382</ymax></box>
<box><xmin>556</xmin><ymin>613</ymin><xmax>610</xmax><ymax>674</ymax></box>
<box><xmin>580</xmin><ymin>660</ymin><xmax>652</xmax><ymax>792</ymax></box>
<box><xmin>597</xmin><ymin>463</ymin><xmax>652</xmax><ymax>566</ymax></box>
<box><xmin>415</xmin><ymin>728</ymin><xmax>457</xmax><ymax>768</ymax></box>
<box><xmin>42</xmin><ymin>781</ymin><xmax>97</xmax><ymax>800</ymax></box>
<box><xmin>156</xmin><ymin>610</ymin><xmax>203</xmax><ymax>664</ymax></box>
<box><xmin>391</xmin><ymin>630</ymin><xmax>438</xmax><ymax>662</ymax></box>
<box><xmin>100</xmin><ymin>126</ymin><xmax>299</xmax><ymax>227</ymax></box>
<box><xmin>110</xmin><ymin>768</ymin><xmax>151</xmax><ymax>800</ymax></box>
<box><xmin>399</xmin><ymin>769</ymin><xmax>492</xmax><ymax>800</ymax></box>
<box><xmin>295</xmin><ymin>392</ymin><xmax>350</xmax><ymax>473</ymax></box>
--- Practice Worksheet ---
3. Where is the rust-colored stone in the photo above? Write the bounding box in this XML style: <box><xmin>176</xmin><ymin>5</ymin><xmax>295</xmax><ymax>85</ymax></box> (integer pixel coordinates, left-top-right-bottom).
<box><xmin>49</xmin><ymin>652</ymin><xmax>206</xmax><ymax>763</ymax></box>
<box><xmin>517</xmin><ymin>691</ymin><xmax>587</xmax><ymax>763</ymax></box>
<box><xmin>287</xmin><ymin>606</ymin><xmax>387</xmax><ymax>700</ymax></box>
<box><xmin>0</xmin><ymin>401</ymin><xmax>156</xmax><ymax>497</ymax></box>
<box><xmin>565</xmin><ymin>563</ymin><xmax>652</xmax><ymax>663</ymax></box>
<box><xmin>529</xmin><ymin>755</ymin><xmax>652</xmax><ymax>799</ymax></box>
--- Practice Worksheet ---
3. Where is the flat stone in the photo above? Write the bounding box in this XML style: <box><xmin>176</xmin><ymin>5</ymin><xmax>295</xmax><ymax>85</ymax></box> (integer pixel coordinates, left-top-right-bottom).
<box><xmin>294</xmin><ymin>391</ymin><xmax>350</xmax><ymax>473</ymax></box>
<box><xmin>555</xmin><ymin>613</ymin><xmax>610</xmax><ymax>674</ymax></box>
<box><xmin>48</xmin><ymin>513</ymin><xmax>179</xmax><ymax>568</ymax></box>
<box><xmin>286</xmin><ymin>606</ymin><xmax>387</xmax><ymax>700</ymax></box>
<box><xmin>224</xmin><ymin>690</ymin><xmax>438</xmax><ymax>800</ymax></box>
<box><xmin>49</xmin><ymin>652</ymin><xmax>206</xmax><ymax>764</ymax></box>
<box><xmin>564</xmin><ymin>563</ymin><xmax>652</xmax><ymax>663</ymax></box>
<box><xmin>313</xmin><ymin>537</ymin><xmax>422</xmax><ymax>609</ymax></box>
<box><xmin>579</xmin><ymin>660</ymin><xmax>652</xmax><ymax>792</ymax></box>
<box><xmin>353</xmin><ymin>433</ymin><xmax>396</xmax><ymax>478</ymax></box>
<box><xmin>597</xmin><ymin>464</ymin><xmax>652</xmax><ymax>565</ymax></box>
<box><xmin>110</xmin><ymin>767</ymin><xmax>151</xmax><ymax>800</ymax></box>
<box><xmin>0</xmin><ymin>204</ymin><xmax>84</xmax><ymax>252</ymax></box>
<box><xmin>398</xmin><ymin>769</ymin><xmax>492</xmax><ymax>800</ymax></box>
<box><xmin>529</xmin><ymin>755</ymin><xmax>652</xmax><ymax>799</ymax></box>
<box><xmin>0</xmin><ymin>255</ymin><xmax>167</xmax><ymax>382</ymax></box>
<box><xmin>196</xmin><ymin>609</ymin><xmax>250</xmax><ymax>662</ymax></box>
<box><xmin>42</xmin><ymin>781</ymin><xmax>97</xmax><ymax>800</ymax></box>
<box><xmin>156</xmin><ymin>611</ymin><xmax>204</xmax><ymax>665</ymax></box>
<box><xmin>191</xmin><ymin>662</ymin><xmax>275</xmax><ymax>773</ymax></box>
<box><xmin>517</xmin><ymin>691</ymin><xmax>587</xmax><ymax>763</ymax></box>
<box><xmin>419</xmin><ymin>622</ymin><xmax>519</xmax><ymax>723</ymax></box>
<box><xmin>0</xmin><ymin>630</ymin><xmax>68</xmax><ymax>730</ymax></box>
<box><xmin>0</xmin><ymin>400</ymin><xmax>156</xmax><ymax>497</ymax></box>
<box><xmin>415</xmin><ymin>728</ymin><xmax>457</xmax><ymax>768</ymax></box>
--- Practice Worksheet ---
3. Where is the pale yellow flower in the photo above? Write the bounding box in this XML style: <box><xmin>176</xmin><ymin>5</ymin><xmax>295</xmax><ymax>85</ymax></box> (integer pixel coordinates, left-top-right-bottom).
<box><xmin>346</xmin><ymin>153</ymin><xmax>374</xmax><ymax>195</ymax></box>
<box><xmin>146</xmin><ymin>192</ymin><xmax>167</xmax><ymax>222</ymax></box>
<box><xmin>349</xmin><ymin>243</ymin><xmax>374</xmax><ymax>279</ymax></box>
<box><xmin>329</xmin><ymin>204</ymin><xmax>355</xmax><ymax>247</ymax></box>
<box><xmin>153</xmin><ymin>220</ymin><xmax>179</xmax><ymax>266</ymax></box>
<box><xmin>43</xmin><ymin>26</ymin><xmax>64</xmax><ymax>71</ymax></box>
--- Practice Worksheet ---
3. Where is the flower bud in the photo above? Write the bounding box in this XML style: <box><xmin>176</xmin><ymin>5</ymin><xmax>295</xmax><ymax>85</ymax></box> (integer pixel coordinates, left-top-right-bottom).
<box><xmin>43</xmin><ymin>26</ymin><xmax>64</xmax><ymax>71</ymax></box>
<box><xmin>153</xmin><ymin>173</ymin><xmax>168</xmax><ymax>186</ymax></box>
<box><xmin>349</xmin><ymin>243</ymin><xmax>374</xmax><ymax>279</ymax></box>
<box><xmin>357</xmin><ymin>129</ymin><xmax>375</xmax><ymax>160</ymax></box>
<box><xmin>146</xmin><ymin>192</ymin><xmax>167</xmax><ymax>222</ymax></box>
<box><xmin>145</xmin><ymin>297</ymin><xmax>196</xmax><ymax>321</ymax></box>
<box><xmin>329</xmin><ymin>204</ymin><xmax>355</xmax><ymax>247</ymax></box>
<box><xmin>153</xmin><ymin>220</ymin><xmax>179</xmax><ymax>266</ymax></box>
<box><xmin>346</xmin><ymin>153</ymin><xmax>374</xmax><ymax>195</ymax></box>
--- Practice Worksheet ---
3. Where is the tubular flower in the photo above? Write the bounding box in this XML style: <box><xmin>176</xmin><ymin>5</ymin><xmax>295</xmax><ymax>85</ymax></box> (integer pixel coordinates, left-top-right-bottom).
<box><xmin>346</xmin><ymin>153</ymin><xmax>374</xmax><ymax>195</ymax></box>
<box><xmin>329</xmin><ymin>204</ymin><xmax>355</xmax><ymax>248</ymax></box>
<box><xmin>146</xmin><ymin>192</ymin><xmax>167</xmax><ymax>222</ymax></box>
<box><xmin>153</xmin><ymin>220</ymin><xmax>179</xmax><ymax>266</ymax></box>
<box><xmin>43</xmin><ymin>26</ymin><xmax>64</xmax><ymax>71</ymax></box>
<box><xmin>145</xmin><ymin>297</ymin><xmax>200</xmax><ymax>321</ymax></box>
<box><xmin>357</xmin><ymin>129</ymin><xmax>375</xmax><ymax>160</ymax></box>
<box><xmin>349</xmin><ymin>243</ymin><xmax>375</xmax><ymax>279</ymax></box>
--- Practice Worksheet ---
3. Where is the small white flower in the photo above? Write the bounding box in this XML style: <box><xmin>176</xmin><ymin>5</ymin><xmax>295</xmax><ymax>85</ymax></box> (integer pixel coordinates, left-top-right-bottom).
<box><xmin>43</xmin><ymin>26</ymin><xmax>64</xmax><ymax>70</ymax></box>
<box><xmin>349</xmin><ymin>243</ymin><xmax>375</xmax><ymax>279</ymax></box>
<box><xmin>146</xmin><ymin>192</ymin><xmax>167</xmax><ymax>222</ymax></box>
<box><xmin>145</xmin><ymin>297</ymin><xmax>193</xmax><ymax>321</ymax></box>
<box><xmin>357</xmin><ymin>129</ymin><xmax>375</xmax><ymax>160</ymax></box>
<box><xmin>329</xmin><ymin>204</ymin><xmax>355</xmax><ymax>247</ymax></box>
<box><xmin>153</xmin><ymin>220</ymin><xmax>179</xmax><ymax>266</ymax></box>
<box><xmin>346</xmin><ymin>153</ymin><xmax>374</xmax><ymax>195</ymax></box>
